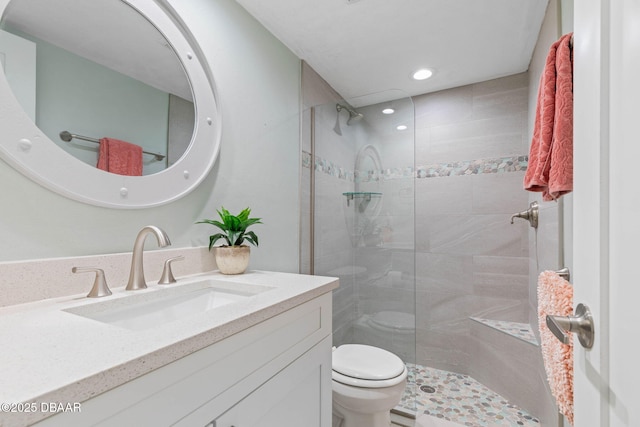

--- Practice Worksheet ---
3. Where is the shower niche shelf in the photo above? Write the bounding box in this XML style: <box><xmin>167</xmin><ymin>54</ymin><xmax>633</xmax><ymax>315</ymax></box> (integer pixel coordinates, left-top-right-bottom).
<box><xmin>342</xmin><ymin>192</ymin><xmax>382</xmax><ymax>207</ymax></box>
<box><xmin>470</xmin><ymin>317</ymin><xmax>538</xmax><ymax>346</ymax></box>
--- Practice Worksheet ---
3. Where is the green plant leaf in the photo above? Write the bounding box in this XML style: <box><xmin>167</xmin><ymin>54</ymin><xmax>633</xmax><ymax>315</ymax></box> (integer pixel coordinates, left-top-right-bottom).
<box><xmin>198</xmin><ymin>206</ymin><xmax>262</xmax><ymax>249</ymax></box>
<box><xmin>208</xmin><ymin>233</ymin><xmax>229</xmax><ymax>250</ymax></box>
<box><xmin>227</xmin><ymin>231</ymin><xmax>240</xmax><ymax>246</ymax></box>
<box><xmin>228</xmin><ymin>216</ymin><xmax>242</xmax><ymax>231</ymax></box>
<box><xmin>244</xmin><ymin>231</ymin><xmax>259</xmax><ymax>247</ymax></box>
<box><xmin>241</xmin><ymin>217</ymin><xmax>262</xmax><ymax>229</ymax></box>
<box><xmin>237</xmin><ymin>207</ymin><xmax>251</xmax><ymax>222</ymax></box>
<box><xmin>212</xmin><ymin>220</ymin><xmax>228</xmax><ymax>231</ymax></box>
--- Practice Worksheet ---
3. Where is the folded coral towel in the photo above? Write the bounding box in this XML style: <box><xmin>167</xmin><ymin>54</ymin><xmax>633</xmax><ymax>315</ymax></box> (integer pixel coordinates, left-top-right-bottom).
<box><xmin>97</xmin><ymin>137</ymin><xmax>143</xmax><ymax>176</ymax></box>
<box><xmin>524</xmin><ymin>33</ymin><xmax>573</xmax><ymax>201</ymax></box>
<box><xmin>537</xmin><ymin>270</ymin><xmax>574</xmax><ymax>425</ymax></box>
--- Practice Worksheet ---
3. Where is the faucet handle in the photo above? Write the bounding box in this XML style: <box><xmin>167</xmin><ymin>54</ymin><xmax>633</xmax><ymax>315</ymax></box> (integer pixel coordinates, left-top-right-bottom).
<box><xmin>158</xmin><ymin>255</ymin><xmax>184</xmax><ymax>285</ymax></box>
<box><xmin>72</xmin><ymin>267</ymin><xmax>112</xmax><ymax>298</ymax></box>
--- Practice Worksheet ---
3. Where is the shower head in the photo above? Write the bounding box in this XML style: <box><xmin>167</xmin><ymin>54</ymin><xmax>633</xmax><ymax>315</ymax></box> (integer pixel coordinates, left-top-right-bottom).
<box><xmin>347</xmin><ymin>110</ymin><xmax>364</xmax><ymax>125</ymax></box>
<box><xmin>335</xmin><ymin>103</ymin><xmax>364</xmax><ymax>130</ymax></box>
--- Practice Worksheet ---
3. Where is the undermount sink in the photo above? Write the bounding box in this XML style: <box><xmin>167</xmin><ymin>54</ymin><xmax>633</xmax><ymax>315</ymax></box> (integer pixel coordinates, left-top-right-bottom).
<box><xmin>64</xmin><ymin>278</ymin><xmax>273</xmax><ymax>331</ymax></box>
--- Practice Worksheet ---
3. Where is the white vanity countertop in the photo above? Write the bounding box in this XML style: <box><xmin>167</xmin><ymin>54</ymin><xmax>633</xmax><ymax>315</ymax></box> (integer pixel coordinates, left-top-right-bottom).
<box><xmin>0</xmin><ymin>270</ymin><xmax>338</xmax><ymax>427</ymax></box>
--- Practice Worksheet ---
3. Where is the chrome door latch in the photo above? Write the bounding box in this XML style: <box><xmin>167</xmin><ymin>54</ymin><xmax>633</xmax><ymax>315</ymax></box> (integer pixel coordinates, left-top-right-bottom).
<box><xmin>546</xmin><ymin>303</ymin><xmax>595</xmax><ymax>349</ymax></box>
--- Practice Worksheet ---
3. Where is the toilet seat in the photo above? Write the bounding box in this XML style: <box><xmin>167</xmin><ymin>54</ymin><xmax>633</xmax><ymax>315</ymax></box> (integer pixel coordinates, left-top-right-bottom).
<box><xmin>332</xmin><ymin>344</ymin><xmax>408</xmax><ymax>388</ymax></box>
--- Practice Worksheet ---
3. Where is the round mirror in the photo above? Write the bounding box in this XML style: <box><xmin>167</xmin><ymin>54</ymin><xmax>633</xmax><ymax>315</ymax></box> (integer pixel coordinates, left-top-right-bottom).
<box><xmin>355</xmin><ymin>144</ymin><xmax>383</xmax><ymax>218</ymax></box>
<box><xmin>0</xmin><ymin>0</ymin><xmax>220</xmax><ymax>208</ymax></box>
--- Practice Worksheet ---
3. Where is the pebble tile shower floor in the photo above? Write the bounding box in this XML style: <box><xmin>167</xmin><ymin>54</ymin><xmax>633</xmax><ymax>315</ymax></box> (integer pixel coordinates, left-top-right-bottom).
<box><xmin>397</xmin><ymin>364</ymin><xmax>540</xmax><ymax>427</ymax></box>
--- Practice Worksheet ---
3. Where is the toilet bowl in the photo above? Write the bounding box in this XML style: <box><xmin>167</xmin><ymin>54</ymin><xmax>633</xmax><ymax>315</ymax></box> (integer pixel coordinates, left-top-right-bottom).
<box><xmin>332</xmin><ymin>344</ymin><xmax>408</xmax><ymax>427</ymax></box>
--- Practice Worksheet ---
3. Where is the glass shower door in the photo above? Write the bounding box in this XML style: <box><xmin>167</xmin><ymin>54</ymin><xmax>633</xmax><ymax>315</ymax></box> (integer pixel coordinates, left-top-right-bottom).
<box><xmin>310</xmin><ymin>92</ymin><xmax>417</xmax><ymax>418</ymax></box>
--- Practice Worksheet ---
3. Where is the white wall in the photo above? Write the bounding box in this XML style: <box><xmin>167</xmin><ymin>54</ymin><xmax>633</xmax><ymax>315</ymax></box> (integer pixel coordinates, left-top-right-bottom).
<box><xmin>32</xmin><ymin>34</ymin><xmax>170</xmax><ymax>174</ymax></box>
<box><xmin>0</xmin><ymin>0</ymin><xmax>301</xmax><ymax>274</ymax></box>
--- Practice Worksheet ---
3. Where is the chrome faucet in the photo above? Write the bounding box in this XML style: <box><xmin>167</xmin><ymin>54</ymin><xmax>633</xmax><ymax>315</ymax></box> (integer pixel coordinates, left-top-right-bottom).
<box><xmin>126</xmin><ymin>225</ymin><xmax>171</xmax><ymax>291</ymax></box>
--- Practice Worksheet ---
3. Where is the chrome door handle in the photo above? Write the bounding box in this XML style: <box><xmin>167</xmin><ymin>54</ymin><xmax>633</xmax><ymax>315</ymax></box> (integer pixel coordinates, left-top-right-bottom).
<box><xmin>546</xmin><ymin>303</ymin><xmax>595</xmax><ymax>349</ymax></box>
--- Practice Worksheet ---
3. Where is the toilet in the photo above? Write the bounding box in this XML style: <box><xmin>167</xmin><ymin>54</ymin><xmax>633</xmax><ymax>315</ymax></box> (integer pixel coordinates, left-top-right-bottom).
<box><xmin>332</xmin><ymin>344</ymin><xmax>408</xmax><ymax>427</ymax></box>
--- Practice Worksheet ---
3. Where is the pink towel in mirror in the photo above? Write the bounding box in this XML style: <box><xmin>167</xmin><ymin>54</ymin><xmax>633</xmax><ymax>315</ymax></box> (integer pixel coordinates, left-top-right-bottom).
<box><xmin>97</xmin><ymin>137</ymin><xmax>143</xmax><ymax>176</ymax></box>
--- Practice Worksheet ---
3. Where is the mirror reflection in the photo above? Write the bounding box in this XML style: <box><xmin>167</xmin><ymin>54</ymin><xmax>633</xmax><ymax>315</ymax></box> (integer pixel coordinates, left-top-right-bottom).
<box><xmin>0</xmin><ymin>0</ymin><xmax>194</xmax><ymax>176</ymax></box>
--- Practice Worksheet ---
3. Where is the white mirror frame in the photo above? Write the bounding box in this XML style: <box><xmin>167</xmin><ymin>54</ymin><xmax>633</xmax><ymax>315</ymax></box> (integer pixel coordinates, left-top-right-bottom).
<box><xmin>354</xmin><ymin>144</ymin><xmax>383</xmax><ymax>218</ymax></box>
<box><xmin>0</xmin><ymin>0</ymin><xmax>221</xmax><ymax>209</ymax></box>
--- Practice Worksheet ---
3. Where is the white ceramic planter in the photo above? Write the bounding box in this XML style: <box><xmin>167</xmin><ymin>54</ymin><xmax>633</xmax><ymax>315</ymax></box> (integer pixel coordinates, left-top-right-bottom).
<box><xmin>213</xmin><ymin>245</ymin><xmax>250</xmax><ymax>275</ymax></box>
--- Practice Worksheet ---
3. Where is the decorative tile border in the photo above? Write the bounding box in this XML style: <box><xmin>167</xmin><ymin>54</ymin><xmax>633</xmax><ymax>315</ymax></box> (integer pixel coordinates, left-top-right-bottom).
<box><xmin>382</xmin><ymin>167</ymin><xmax>416</xmax><ymax>181</ymax></box>
<box><xmin>398</xmin><ymin>364</ymin><xmax>540</xmax><ymax>426</ymax></box>
<box><xmin>416</xmin><ymin>155</ymin><xmax>528</xmax><ymax>179</ymax></box>
<box><xmin>470</xmin><ymin>317</ymin><xmax>539</xmax><ymax>346</ymax></box>
<box><xmin>314</xmin><ymin>157</ymin><xmax>354</xmax><ymax>181</ymax></box>
<box><xmin>303</xmin><ymin>154</ymin><xmax>528</xmax><ymax>181</ymax></box>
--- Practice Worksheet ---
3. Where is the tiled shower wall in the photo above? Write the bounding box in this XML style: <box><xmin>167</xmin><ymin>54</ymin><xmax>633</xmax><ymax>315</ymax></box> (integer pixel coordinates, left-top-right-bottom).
<box><xmin>302</xmin><ymin>63</ymin><xmax>559</xmax><ymax>423</ymax></box>
<box><xmin>412</xmin><ymin>73</ymin><xmax>531</xmax><ymax>374</ymax></box>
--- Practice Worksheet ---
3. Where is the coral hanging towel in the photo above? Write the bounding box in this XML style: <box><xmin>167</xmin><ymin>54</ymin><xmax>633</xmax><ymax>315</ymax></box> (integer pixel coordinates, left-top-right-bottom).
<box><xmin>97</xmin><ymin>137</ymin><xmax>143</xmax><ymax>176</ymax></box>
<box><xmin>537</xmin><ymin>270</ymin><xmax>574</xmax><ymax>425</ymax></box>
<box><xmin>524</xmin><ymin>33</ymin><xmax>573</xmax><ymax>201</ymax></box>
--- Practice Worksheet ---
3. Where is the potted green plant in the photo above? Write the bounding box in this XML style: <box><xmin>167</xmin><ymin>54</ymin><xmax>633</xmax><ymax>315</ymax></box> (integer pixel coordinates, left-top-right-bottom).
<box><xmin>197</xmin><ymin>207</ymin><xmax>262</xmax><ymax>274</ymax></box>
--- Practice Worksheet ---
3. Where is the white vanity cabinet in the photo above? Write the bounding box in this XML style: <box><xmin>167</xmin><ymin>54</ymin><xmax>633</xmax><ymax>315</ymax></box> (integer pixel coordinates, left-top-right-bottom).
<box><xmin>208</xmin><ymin>337</ymin><xmax>329</xmax><ymax>427</ymax></box>
<box><xmin>34</xmin><ymin>292</ymin><xmax>333</xmax><ymax>427</ymax></box>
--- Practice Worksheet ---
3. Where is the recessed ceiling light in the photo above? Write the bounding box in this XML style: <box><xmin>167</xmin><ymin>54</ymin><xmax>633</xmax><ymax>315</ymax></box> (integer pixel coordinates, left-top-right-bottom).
<box><xmin>382</xmin><ymin>108</ymin><xmax>395</xmax><ymax>115</ymax></box>
<box><xmin>396</xmin><ymin>125</ymin><xmax>408</xmax><ymax>131</ymax></box>
<box><xmin>412</xmin><ymin>68</ymin><xmax>433</xmax><ymax>81</ymax></box>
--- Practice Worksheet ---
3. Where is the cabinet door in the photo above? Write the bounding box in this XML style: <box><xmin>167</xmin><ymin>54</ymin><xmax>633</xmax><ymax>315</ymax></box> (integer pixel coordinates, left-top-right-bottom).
<box><xmin>213</xmin><ymin>339</ymin><xmax>331</xmax><ymax>427</ymax></box>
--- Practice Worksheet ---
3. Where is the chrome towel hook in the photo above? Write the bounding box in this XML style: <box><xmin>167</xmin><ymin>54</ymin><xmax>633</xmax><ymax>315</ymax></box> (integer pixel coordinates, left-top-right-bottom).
<box><xmin>510</xmin><ymin>201</ymin><xmax>539</xmax><ymax>229</ymax></box>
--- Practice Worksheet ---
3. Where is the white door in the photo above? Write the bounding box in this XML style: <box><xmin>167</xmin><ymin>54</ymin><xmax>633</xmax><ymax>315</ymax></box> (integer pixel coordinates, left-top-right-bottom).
<box><xmin>573</xmin><ymin>0</ymin><xmax>640</xmax><ymax>426</ymax></box>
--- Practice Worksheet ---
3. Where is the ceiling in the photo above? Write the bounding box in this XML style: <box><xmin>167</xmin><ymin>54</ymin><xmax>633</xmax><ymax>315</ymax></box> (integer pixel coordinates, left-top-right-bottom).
<box><xmin>234</xmin><ymin>0</ymin><xmax>549</xmax><ymax>105</ymax></box>
<box><xmin>2</xmin><ymin>0</ymin><xmax>192</xmax><ymax>101</ymax></box>
<box><xmin>2</xmin><ymin>0</ymin><xmax>549</xmax><ymax>108</ymax></box>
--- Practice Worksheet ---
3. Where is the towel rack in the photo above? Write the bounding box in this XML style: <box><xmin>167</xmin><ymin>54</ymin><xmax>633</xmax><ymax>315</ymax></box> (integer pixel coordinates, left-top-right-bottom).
<box><xmin>59</xmin><ymin>131</ymin><xmax>166</xmax><ymax>161</ymax></box>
